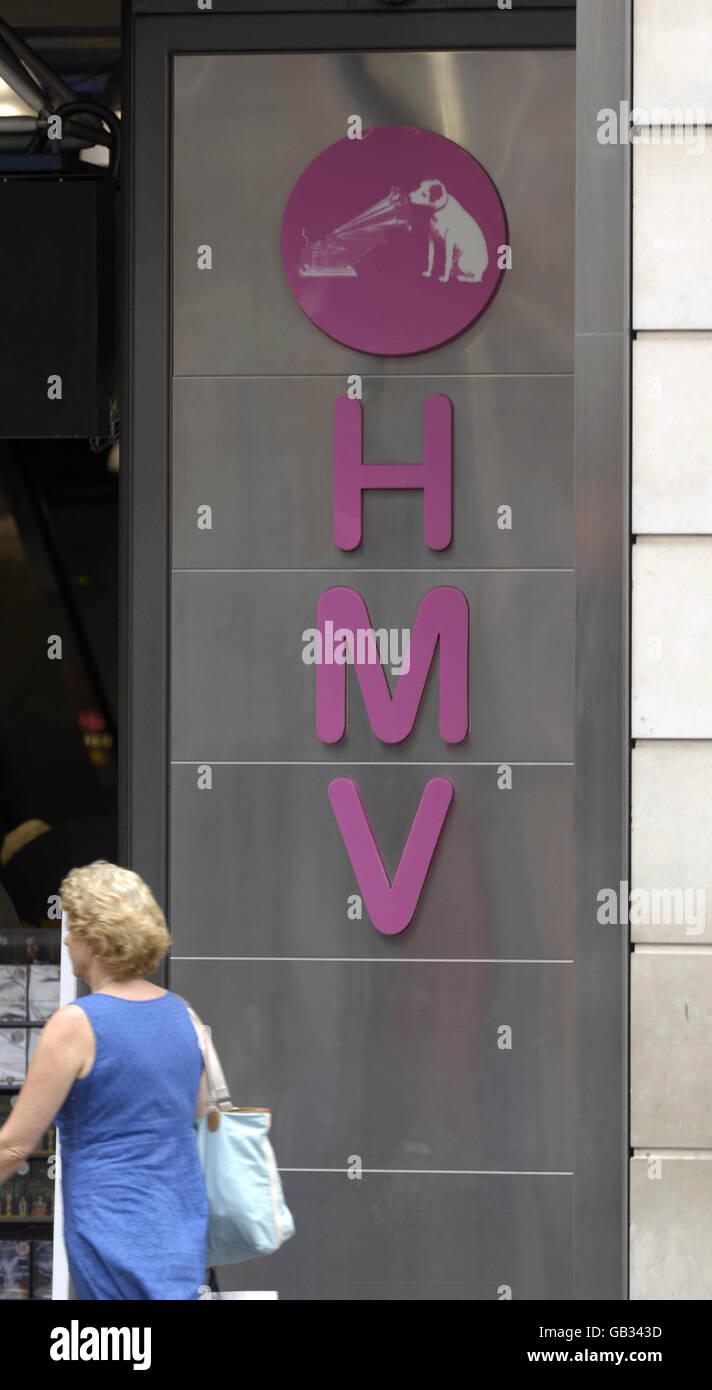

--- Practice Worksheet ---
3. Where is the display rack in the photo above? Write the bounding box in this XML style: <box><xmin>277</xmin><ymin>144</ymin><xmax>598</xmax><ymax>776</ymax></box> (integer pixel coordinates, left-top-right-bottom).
<box><xmin>0</xmin><ymin>925</ymin><xmax>61</xmax><ymax>1300</ymax></box>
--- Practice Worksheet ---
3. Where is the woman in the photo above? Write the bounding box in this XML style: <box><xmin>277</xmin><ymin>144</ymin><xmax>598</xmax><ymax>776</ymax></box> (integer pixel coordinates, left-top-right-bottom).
<box><xmin>0</xmin><ymin>860</ymin><xmax>210</xmax><ymax>1300</ymax></box>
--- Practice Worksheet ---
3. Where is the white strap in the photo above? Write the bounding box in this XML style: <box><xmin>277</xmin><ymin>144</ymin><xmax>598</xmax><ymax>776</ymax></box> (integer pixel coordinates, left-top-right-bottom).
<box><xmin>186</xmin><ymin>1005</ymin><xmax>232</xmax><ymax>1109</ymax></box>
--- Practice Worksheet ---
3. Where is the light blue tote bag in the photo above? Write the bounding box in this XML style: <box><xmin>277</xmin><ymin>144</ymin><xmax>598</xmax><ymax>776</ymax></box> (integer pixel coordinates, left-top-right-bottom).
<box><xmin>188</xmin><ymin>1008</ymin><xmax>295</xmax><ymax>1267</ymax></box>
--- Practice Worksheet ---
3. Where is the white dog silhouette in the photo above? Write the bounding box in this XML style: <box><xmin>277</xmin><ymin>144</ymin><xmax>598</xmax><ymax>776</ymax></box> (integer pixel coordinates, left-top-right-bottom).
<box><xmin>409</xmin><ymin>178</ymin><xmax>489</xmax><ymax>284</ymax></box>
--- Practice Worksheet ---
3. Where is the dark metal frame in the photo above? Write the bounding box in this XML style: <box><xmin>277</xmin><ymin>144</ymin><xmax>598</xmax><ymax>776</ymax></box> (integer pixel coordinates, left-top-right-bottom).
<box><xmin>122</xmin><ymin>1</ymin><xmax>630</xmax><ymax>1298</ymax></box>
<box><xmin>573</xmin><ymin>0</ymin><xmax>631</xmax><ymax>1300</ymax></box>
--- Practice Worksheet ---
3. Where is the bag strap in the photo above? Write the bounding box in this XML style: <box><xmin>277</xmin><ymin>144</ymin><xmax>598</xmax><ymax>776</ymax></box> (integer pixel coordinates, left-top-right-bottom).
<box><xmin>186</xmin><ymin>1005</ymin><xmax>232</xmax><ymax>1110</ymax></box>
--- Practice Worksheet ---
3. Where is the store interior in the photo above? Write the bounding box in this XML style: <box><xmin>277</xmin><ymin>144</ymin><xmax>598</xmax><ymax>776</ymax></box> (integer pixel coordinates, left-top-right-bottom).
<box><xmin>0</xmin><ymin>1</ymin><xmax>120</xmax><ymax>1300</ymax></box>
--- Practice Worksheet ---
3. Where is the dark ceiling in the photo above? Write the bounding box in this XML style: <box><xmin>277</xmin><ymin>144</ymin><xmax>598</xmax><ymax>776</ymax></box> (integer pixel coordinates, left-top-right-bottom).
<box><xmin>1</xmin><ymin>2</ymin><xmax>119</xmax><ymax>25</ymax></box>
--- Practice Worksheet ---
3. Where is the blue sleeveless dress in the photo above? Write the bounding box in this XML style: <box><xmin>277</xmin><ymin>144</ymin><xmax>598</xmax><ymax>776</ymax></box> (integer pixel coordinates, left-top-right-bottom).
<box><xmin>53</xmin><ymin>990</ymin><xmax>209</xmax><ymax>1300</ymax></box>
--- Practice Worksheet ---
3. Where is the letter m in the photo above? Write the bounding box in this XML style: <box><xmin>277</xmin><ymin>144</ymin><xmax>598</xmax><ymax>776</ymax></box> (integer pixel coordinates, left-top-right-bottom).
<box><xmin>316</xmin><ymin>586</ymin><xmax>468</xmax><ymax>743</ymax></box>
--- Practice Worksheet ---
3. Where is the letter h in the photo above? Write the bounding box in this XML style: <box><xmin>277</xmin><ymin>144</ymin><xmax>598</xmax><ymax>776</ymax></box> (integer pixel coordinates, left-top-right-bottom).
<box><xmin>333</xmin><ymin>394</ymin><xmax>453</xmax><ymax>551</ymax></box>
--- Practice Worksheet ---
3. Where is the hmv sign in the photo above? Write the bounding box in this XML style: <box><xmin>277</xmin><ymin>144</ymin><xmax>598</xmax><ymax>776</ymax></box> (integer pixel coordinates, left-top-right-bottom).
<box><xmin>166</xmin><ymin>48</ymin><xmax>576</xmax><ymax>1299</ymax></box>
<box><xmin>283</xmin><ymin>128</ymin><xmax>507</xmax><ymax>934</ymax></box>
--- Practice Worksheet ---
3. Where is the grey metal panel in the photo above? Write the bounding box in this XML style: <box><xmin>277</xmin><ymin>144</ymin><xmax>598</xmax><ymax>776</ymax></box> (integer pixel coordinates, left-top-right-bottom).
<box><xmin>171</xmin><ymin>959</ymin><xmax>574</xmax><ymax>1171</ymax></box>
<box><xmin>170</xmin><ymin>569</ymin><xmax>574</xmax><ymax>762</ymax></box>
<box><xmin>169</xmin><ymin>762</ymin><xmax>573</xmax><ymax>959</ymax></box>
<box><xmin>573</xmin><ymin>331</ymin><xmax>629</xmax><ymax>1300</ymax></box>
<box><xmin>172</xmin><ymin>375</ymin><xmax>574</xmax><ymax>570</ymax></box>
<box><xmin>212</xmin><ymin>1171</ymin><xmax>573</xmax><ymax>1301</ymax></box>
<box><xmin>574</xmin><ymin>0</ymin><xmax>631</xmax><ymax>1299</ymax></box>
<box><xmin>575</xmin><ymin>0</ymin><xmax>632</xmax><ymax>337</ymax></box>
<box><xmin>172</xmin><ymin>50</ymin><xmax>574</xmax><ymax>376</ymax></box>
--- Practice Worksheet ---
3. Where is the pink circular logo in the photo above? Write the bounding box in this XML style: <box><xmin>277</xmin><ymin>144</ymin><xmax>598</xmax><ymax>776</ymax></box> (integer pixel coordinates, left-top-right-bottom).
<box><xmin>281</xmin><ymin>125</ymin><xmax>508</xmax><ymax>357</ymax></box>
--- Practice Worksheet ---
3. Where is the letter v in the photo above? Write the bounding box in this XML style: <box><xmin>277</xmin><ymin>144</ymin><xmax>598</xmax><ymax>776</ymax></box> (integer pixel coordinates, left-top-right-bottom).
<box><xmin>328</xmin><ymin>777</ymin><xmax>454</xmax><ymax>935</ymax></box>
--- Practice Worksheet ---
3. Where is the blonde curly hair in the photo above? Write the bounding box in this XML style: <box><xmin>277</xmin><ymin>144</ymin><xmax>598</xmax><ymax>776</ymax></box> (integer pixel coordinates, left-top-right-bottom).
<box><xmin>60</xmin><ymin>860</ymin><xmax>171</xmax><ymax>980</ymax></box>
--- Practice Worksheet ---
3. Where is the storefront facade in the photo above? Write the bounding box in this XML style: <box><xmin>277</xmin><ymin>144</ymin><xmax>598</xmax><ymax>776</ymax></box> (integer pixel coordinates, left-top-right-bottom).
<box><xmin>124</xmin><ymin>0</ymin><xmax>630</xmax><ymax>1300</ymax></box>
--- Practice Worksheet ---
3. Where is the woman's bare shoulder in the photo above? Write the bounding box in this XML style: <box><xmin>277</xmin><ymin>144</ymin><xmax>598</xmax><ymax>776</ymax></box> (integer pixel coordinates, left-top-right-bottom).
<box><xmin>33</xmin><ymin>1003</ymin><xmax>93</xmax><ymax>1057</ymax></box>
<box><xmin>43</xmin><ymin>1003</ymin><xmax>91</xmax><ymax>1033</ymax></box>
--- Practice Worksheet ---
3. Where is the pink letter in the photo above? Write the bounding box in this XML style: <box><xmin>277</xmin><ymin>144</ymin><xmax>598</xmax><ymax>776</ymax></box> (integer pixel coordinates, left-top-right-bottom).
<box><xmin>329</xmin><ymin>777</ymin><xmax>454</xmax><ymax>935</ymax></box>
<box><xmin>333</xmin><ymin>394</ymin><xmax>453</xmax><ymax>551</ymax></box>
<box><xmin>316</xmin><ymin>586</ymin><xmax>468</xmax><ymax>744</ymax></box>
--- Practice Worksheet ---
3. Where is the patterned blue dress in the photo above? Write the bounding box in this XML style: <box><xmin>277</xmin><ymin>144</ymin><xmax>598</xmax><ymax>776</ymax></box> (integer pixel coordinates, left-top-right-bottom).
<box><xmin>54</xmin><ymin>990</ymin><xmax>209</xmax><ymax>1300</ymax></box>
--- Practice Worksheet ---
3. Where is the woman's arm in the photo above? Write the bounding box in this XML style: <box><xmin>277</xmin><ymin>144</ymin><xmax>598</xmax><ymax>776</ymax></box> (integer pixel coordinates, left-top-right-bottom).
<box><xmin>0</xmin><ymin>1005</ymin><xmax>91</xmax><ymax>1185</ymax></box>
<box><xmin>174</xmin><ymin>993</ymin><xmax>210</xmax><ymax>1120</ymax></box>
